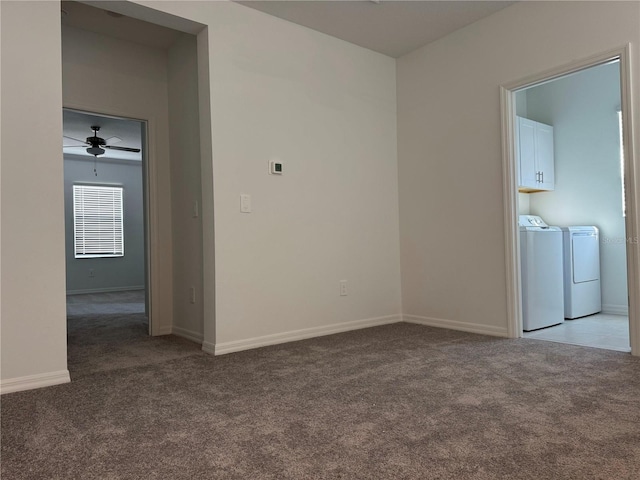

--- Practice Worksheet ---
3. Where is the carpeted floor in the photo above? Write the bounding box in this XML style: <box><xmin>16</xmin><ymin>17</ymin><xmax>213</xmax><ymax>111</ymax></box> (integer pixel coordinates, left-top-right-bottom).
<box><xmin>2</xmin><ymin>318</ymin><xmax>640</xmax><ymax>479</ymax></box>
<box><xmin>65</xmin><ymin>290</ymin><xmax>202</xmax><ymax>379</ymax></box>
<box><xmin>66</xmin><ymin>289</ymin><xmax>147</xmax><ymax>316</ymax></box>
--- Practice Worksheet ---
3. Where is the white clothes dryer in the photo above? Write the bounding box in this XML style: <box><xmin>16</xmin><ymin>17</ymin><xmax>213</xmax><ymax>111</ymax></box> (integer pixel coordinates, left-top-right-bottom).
<box><xmin>560</xmin><ymin>226</ymin><xmax>601</xmax><ymax>319</ymax></box>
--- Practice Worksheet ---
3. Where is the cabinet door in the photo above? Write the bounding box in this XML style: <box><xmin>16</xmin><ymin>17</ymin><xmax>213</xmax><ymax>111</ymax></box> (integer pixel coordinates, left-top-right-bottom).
<box><xmin>535</xmin><ymin>122</ymin><xmax>554</xmax><ymax>190</ymax></box>
<box><xmin>517</xmin><ymin>117</ymin><xmax>537</xmax><ymax>189</ymax></box>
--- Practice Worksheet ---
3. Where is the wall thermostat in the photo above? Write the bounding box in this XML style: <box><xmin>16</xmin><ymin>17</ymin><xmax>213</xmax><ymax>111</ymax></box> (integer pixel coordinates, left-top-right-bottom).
<box><xmin>269</xmin><ymin>160</ymin><xmax>283</xmax><ymax>175</ymax></box>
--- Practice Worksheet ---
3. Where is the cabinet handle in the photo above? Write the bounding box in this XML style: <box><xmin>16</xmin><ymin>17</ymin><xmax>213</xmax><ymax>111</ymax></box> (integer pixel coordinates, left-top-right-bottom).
<box><xmin>541</xmin><ymin>171</ymin><xmax>544</xmax><ymax>183</ymax></box>
<box><xmin>536</xmin><ymin>171</ymin><xmax>540</xmax><ymax>183</ymax></box>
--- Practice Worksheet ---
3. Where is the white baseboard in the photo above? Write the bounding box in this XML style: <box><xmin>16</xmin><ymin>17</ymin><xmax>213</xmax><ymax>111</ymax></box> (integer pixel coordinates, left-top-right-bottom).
<box><xmin>66</xmin><ymin>286</ymin><xmax>145</xmax><ymax>295</ymax></box>
<box><xmin>1</xmin><ymin>370</ymin><xmax>71</xmax><ymax>395</ymax></box>
<box><xmin>154</xmin><ymin>325</ymin><xmax>173</xmax><ymax>336</ymax></box>
<box><xmin>403</xmin><ymin>314</ymin><xmax>509</xmax><ymax>337</ymax></box>
<box><xmin>601</xmin><ymin>304</ymin><xmax>629</xmax><ymax>316</ymax></box>
<box><xmin>172</xmin><ymin>326</ymin><xmax>204</xmax><ymax>344</ymax></box>
<box><xmin>202</xmin><ymin>341</ymin><xmax>215</xmax><ymax>355</ymax></box>
<box><xmin>213</xmin><ymin>314</ymin><xmax>402</xmax><ymax>356</ymax></box>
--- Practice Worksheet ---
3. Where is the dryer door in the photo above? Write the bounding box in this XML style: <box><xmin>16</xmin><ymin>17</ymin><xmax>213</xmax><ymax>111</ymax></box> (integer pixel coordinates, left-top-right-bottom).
<box><xmin>572</xmin><ymin>232</ymin><xmax>600</xmax><ymax>283</ymax></box>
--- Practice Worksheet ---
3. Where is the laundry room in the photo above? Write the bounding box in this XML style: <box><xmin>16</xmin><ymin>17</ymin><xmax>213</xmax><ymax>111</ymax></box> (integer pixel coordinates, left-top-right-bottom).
<box><xmin>515</xmin><ymin>59</ymin><xmax>630</xmax><ymax>352</ymax></box>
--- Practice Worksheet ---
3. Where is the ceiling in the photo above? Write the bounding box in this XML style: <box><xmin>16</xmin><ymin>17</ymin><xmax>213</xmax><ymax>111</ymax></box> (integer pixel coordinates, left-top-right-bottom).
<box><xmin>237</xmin><ymin>0</ymin><xmax>516</xmax><ymax>58</ymax></box>
<box><xmin>63</xmin><ymin>109</ymin><xmax>143</xmax><ymax>162</ymax></box>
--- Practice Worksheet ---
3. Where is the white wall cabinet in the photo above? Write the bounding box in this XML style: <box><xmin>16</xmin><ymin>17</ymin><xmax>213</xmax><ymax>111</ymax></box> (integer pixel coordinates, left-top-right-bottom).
<box><xmin>517</xmin><ymin>116</ymin><xmax>555</xmax><ymax>191</ymax></box>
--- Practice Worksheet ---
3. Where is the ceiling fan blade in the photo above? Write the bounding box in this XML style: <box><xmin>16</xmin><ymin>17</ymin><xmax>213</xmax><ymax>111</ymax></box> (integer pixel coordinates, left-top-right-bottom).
<box><xmin>104</xmin><ymin>145</ymin><xmax>141</xmax><ymax>153</ymax></box>
<box><xmin>63</xmin><ymin>135</ymin><xmax>88</xmax><ymax>145</ymax></box>
<box><xmin>105</xmin><ymin>136</ymin><xmax>123</xmax><ymax>145</ymax></box>
<box><xmin>63</xmin><ymin>145</ymin><xmax>87</xmax><ymax>148</ymax></box>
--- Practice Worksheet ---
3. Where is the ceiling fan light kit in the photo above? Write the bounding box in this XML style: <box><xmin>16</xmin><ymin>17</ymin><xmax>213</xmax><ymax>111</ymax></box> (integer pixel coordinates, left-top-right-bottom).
<box><xmin>63</xmin><ymin>125</ymin><xmax>141</xmax><ymax>176</ymax></box>
<box><xmin>87</xmin><ymin>146</ymin><xmax>106</xmax><ymax>156</ymax></box>
<box><xmin>63</xmin><ymin>125</ymin><xmax>141</xmax><ymax>157</ymax></box>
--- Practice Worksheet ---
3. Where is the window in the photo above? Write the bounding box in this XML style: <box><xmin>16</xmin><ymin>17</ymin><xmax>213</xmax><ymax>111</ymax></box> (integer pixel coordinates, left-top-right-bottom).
<box><xmin>73</xmin><ymin>185</ymin><xmax>124</xmax><ymax>258</ymax></box>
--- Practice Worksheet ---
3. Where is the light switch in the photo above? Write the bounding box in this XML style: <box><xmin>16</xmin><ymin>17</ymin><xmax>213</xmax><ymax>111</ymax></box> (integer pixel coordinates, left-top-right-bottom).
<box><xmin>192</xmin><ymin>200</ymin><xmax>199</xmax><ymax>218</ymax></box>
<box><xmin>240</xmin><ymin>194</ymin><xmax>251</xmax><ymax>213</ymax></box>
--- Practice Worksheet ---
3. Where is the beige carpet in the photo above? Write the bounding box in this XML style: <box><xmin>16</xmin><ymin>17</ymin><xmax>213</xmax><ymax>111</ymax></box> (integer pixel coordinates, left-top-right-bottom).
<box><xmin>66</xmin><ymin>290</ymin><xmax>201</xmax><ymax>379</ymax></box>
<box><xmin>2</xmin><ymin>318</ymin><xmax>640</xmax><ymax>479</ymax></box>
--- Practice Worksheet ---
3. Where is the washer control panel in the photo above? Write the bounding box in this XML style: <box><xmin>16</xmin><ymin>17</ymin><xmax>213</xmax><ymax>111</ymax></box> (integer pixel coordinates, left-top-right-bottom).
<box><xmin>519</xmin><ymin>215</ymin><xmax>549</xmax><ymax>228</ymax></box>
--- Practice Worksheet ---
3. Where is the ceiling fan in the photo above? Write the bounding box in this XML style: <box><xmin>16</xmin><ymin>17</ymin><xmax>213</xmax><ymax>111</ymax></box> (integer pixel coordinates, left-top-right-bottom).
<box><xmin>63</xmin><ymin>125</ymin><xmax>141</xmax><ymax>157</ymax></box>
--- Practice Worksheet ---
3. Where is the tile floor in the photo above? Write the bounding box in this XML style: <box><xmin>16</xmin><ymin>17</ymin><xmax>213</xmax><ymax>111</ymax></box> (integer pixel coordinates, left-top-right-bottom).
<box><xmin>523</xmin><ymin>313</ymin><xmax>630</xmax><ymax>352</ymax></box>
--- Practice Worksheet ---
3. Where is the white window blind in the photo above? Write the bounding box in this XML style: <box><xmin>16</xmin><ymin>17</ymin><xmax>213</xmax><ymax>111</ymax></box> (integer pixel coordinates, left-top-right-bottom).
<box><xmin>73</xmin><ymin>185</ymin><xmax>124</xmax><ymax>258</ymax></box>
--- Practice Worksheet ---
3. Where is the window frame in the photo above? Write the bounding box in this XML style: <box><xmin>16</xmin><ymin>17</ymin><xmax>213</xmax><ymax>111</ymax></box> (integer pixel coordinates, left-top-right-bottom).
<box><xmin>73</xmin><ymin>184</ymin><xmax>125</xmax><ymax>259</ymax></box>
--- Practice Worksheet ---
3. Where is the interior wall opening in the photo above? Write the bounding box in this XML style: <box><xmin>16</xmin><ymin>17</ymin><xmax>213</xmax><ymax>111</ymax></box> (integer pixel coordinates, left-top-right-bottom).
<box><xmin>61</xmin><ymin>0</ymin><xmax>208</xmax><ymax>377</ymax></box>
<box><xmin>511</xmin><ymin>58</ymin><xmax>631</xmax><ymax>353</ymax></box>
<box><xmin>63</xmin><ymin>108</ymin><xmax>150</xmax><ymax>375</ymax></box>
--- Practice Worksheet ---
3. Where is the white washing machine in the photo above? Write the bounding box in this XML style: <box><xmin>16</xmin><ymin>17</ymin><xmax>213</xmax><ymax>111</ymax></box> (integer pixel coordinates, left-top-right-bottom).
<box><xmin>519</xmin><ymin>215</ymin><xmax>565</xmax><ymax>331</ymax></box>
<box><xmin>560</xmin><ymin>226</ymin><xmax>601</xmax><ymax>319</ymax></box>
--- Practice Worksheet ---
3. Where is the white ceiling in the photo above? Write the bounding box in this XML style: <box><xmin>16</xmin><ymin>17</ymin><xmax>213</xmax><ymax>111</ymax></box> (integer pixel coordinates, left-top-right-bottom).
<box><xmin>63</xmin><ymin>109</ymin><xmax>143</xmax><ymax>162</ymax></box>
<box><xmin>236</xmin><ymin>0</ymin><xmax>516</xmax><ymax>58</ymax></box>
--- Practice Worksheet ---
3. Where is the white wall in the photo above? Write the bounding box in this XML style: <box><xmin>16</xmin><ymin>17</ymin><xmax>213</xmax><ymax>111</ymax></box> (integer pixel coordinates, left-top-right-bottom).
<box><xmin>130</xmin><ymin>1</ymin><xmax>402</xmax><ymax>351</ymax></box>
<box><xmin>515</xmin><ymin>90</ymin><xmax>528</xmax><ymax>118</ymax></box>
<box><xmin>1</xmin><ymin>0</ymin><xmax>401</xmax><ymax>390</ymax></box>
<box><xmin>397</xmin><ymin>1</ymin><xmax>640</xmax><ymax>335</ymax></box>
<box><xmin>524</xmin><ymin>62</ymin><xmax>627</xmax><ymax>313</ymax></box>
<box><xmin>1</xmin><ymin>1</ymin><xmax>69</xmax><ymax>392</ymax></box>
<box><xmin>211</xmin><ymin>3</ymin><xmax>401</xmax><ymax>350</ymax></box>
<box><xmin>168</xmin><ymin>33</ymin><xmax>204</xmax><ymax>342</ymax></box>
<box><xmin>64</xmin><ymin>156</ymin><xmax>145</xmax><ymax>294</ymax></box>
<box><xmin>518</xmin><ymin>194</ymin><xmax>530</xmax><ymax>216</ymax></box>
<box><xmin>62</xmin><ymin>24</ymin><xmax>174</xmax><ymax>334</ymax></box>
<box><xmin>516</xmin><ymin>91</ymin><xmax>531</xmax><ymax>215</ymax></box>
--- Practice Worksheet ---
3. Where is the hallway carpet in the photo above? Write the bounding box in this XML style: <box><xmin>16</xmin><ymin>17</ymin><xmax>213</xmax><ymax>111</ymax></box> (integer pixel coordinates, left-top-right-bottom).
<box><xmin>65</xmin><ymin>290</ymin><xmax>200</xmax><ymax>379</ymax></box>
<box><xmin>2</xmin><ymin>323</ymin><xmax>639</xmax><ymax>479</ymax></box>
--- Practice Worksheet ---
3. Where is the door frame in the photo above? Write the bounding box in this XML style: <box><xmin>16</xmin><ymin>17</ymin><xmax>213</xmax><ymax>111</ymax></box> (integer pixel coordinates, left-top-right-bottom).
<box><xmin>63</xmin><ymin>103</ymin><xmax>160</xmax><ymax>336</ymax></box>
<box><xmin>500</xmin><ymin>44</ymin><xmax>639</xmax><ymax>355</ymax></box>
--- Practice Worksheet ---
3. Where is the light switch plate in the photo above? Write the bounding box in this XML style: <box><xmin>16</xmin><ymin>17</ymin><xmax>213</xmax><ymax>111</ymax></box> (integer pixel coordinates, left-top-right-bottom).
<box><xmin>240</xmin><ymin>194</ymin><xmax>251</xmax><ymax>213</ymax></box>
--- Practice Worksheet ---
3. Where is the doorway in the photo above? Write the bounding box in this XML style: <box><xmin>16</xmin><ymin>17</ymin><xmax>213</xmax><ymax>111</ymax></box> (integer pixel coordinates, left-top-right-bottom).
<box><xmin>63</xmin><ymin>108</ymin><xmax>154</xmax><ymax>376</ymax></box>
<box><xmin>60</xmin><ymin>0</ymin><xmax>212</xmax><ymax>358</ymax></box>
<box><xmin>517</xmin><ymin>61</ymin><xmax>629</xmax><ymax>352</ymax></box>
<box><xmin>501</xmin><ymin>46</ymin><xmax>639</xmax><ymax>355</ymax></box>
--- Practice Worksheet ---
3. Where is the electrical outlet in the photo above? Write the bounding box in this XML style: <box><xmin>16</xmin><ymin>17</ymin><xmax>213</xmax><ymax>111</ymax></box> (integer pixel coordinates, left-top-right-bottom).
<box><xmin>189</xmin><ymin>287</ymin><xmax>196</xmax><ymax>304</ymax></box>
<box><xmin>89</xmin><ymin>269</ymin><xmax>95</xmax><ymax>278</ymax></box>
<box><xmin>340</xmin><ymin>280</ymin><xmax>348</xmax><ymax>296</ymax></box>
